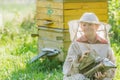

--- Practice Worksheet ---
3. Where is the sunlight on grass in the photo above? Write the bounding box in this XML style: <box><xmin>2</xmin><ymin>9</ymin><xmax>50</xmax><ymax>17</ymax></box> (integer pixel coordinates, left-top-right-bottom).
<box><xmin>0</xmin><ymin>3</ymin><xmax>63</xmax><ymax>80</ymax></box>
<box><xmin>114</xmin><ymin>53</ymin><xmax>120</xmax><ymax>80</ymax></box>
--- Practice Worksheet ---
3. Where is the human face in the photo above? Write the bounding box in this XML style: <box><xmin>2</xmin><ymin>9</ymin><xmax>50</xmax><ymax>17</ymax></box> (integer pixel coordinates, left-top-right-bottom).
<box><xmin>80</xmin><ymin>22</ymin><xmax>99</xmax><ymax>36</ymax></box>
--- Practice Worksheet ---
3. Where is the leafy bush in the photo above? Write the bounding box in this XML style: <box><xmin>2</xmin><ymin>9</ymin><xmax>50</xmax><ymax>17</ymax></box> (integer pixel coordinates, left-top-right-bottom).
<box><xmin>108</xmin><ymin>0</ymin><xmax>120</xmax><ymax>43</ymax></box>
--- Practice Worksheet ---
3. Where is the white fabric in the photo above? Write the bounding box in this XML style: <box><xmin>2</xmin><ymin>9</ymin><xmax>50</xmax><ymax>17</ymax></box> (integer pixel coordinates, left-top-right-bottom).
<box><xmin>103</xmin><ymin>78</ymin><xmax>112</xmax><ymax>80</ymax></box>
<box><xmin>63</xmin><ymin>74</ymin><xmax>89</xmax><ymax>80</ymax></box>
<box><xmin>63</xmin><ymin>42</ymin><xmax>116</xmax><ymax>80</ymax></box>
<box><xmin>79</xmin><ymin>12</ymin><xmax>100</xmax><ymax>24</ymax></box>
<box><xmin>68</xmin><ymin>20</ymin><xmax>111</xmax><ymax>42</ymax></box>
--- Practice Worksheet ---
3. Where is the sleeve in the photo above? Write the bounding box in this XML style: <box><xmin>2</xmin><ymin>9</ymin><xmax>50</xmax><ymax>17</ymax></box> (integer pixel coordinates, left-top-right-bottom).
<box><xmin>63</xmin><ymin>42</ymin><xmax>82</xmax><ymax>76</ymax></box>
<box><xmin>104</xmin><ymin>47</ymin><xmax>116</xmax><ymax>79</ymax></box>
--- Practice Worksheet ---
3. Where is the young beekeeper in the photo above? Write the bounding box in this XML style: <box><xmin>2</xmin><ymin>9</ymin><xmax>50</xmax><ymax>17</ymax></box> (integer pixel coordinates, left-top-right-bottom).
<box><xmin>63</xmin><ymin>12</ymin><xmax>116</xmax><ymax>80</ymax></box>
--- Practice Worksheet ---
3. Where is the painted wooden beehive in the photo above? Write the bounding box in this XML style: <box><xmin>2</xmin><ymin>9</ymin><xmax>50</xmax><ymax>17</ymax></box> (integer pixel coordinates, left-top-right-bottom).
<box><xmin>38</xmin><ymin>27</ymin><xmax>70</xmax><ymax>61</ymax></box>
<box><xmin>36</xmin><ymin>0</ymin><xmax>108</xmax><ymax>61</ymax></box>
<box><xmin>36</xmin><ymin>0</ymin><xmax>108</xmax><ymax>29</ymax></box>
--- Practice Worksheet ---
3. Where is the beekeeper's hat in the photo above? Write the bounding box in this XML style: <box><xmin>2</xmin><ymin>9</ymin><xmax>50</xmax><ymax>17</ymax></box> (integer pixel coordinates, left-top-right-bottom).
<box><xmin>79</xmin><ymin>12</ymin><xmax>100</xmax><ymax>24</ymax></box>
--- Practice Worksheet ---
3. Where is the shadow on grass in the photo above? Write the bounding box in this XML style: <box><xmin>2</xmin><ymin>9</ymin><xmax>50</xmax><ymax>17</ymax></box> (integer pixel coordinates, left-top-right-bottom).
<box><xmin>6</xmin><ymin>58</ymin><xmax>63</xmax><ymax>80</ymax></box>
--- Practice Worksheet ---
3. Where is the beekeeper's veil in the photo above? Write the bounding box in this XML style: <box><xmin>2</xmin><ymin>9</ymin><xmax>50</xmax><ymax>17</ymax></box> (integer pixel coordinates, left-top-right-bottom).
<box><xmin>68</xmin><ymin>12</ymin><xmax>111</xmax><ymax>43</ymax></box>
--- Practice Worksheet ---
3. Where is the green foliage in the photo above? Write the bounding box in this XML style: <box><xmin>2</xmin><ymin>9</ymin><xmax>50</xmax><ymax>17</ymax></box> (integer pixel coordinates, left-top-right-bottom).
<box><xmin>0</xmin><ymin>3</ymin><xmax>63</xmax><ymax>80</ymax></box>
<box><xmin>109</xmin><ymin>1</ymin><xmax>120</xmax><ymax>65</ymax></box>
<box><xmin>5</xmin><ymin>59</ymin><xmax>63</xmax><ymax>80</ymax></box>
<box><xmin>108</xmin><ymin>0</ymin><xmax>120</xmax><ymax>43</ymax></box>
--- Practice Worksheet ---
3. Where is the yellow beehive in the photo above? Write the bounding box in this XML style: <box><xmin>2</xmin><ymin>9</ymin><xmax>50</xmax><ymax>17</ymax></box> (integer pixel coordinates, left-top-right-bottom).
<box><xmin>36</xmin><ymin>0</ymin><xmax>108</xmax><ymax>29</ymax></box>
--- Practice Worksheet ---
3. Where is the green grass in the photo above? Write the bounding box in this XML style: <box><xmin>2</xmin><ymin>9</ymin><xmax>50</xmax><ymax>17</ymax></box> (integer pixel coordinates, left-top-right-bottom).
<box><xmin>111</xmin><ymin>41</ymin><xmax>120</xmax><ymax>80</ymax></box>
<box><xmin>0</xmin><ymin>3</ymin><xmax>63</xmax><ymax>80</ymax></box>
<box><xmin>114</xmin><ymin>54</ymin><xmax>120</xmax><ymax>80</ymax></box>
<box><xmin>0</xmin><ymin>3</ymin><xmax>120</xmax><ymax>80</ymax></box>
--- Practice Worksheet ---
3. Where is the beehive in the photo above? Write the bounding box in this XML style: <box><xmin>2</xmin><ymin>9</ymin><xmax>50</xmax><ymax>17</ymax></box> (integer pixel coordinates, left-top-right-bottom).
<box><xmin>38</xmin><ymin>27</ymin><xmax>70</xmax><ymax>61</ymax></box>
<box><xmin>36</xmin><ymin>0</ymin><xmax>108</xmax><ymax>29</ymax></box>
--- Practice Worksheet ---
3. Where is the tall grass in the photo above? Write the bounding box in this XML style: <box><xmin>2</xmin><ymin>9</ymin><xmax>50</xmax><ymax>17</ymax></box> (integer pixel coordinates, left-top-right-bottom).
<box><xmin>0</xmin><ymin>3</ymin><xmax>63</xmax><ymax>80</ymax></box>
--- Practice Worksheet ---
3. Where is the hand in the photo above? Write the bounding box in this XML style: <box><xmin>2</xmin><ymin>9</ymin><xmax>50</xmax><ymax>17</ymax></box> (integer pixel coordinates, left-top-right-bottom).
<box><xmin>79</xmin><ymin>51</ymin><xmax>90</xmax><ymax>62</ymax></box>
<box><xmin>94</xmin><ymin>72</ymin><xmax>107</xmax><ymax>79</ymax></box>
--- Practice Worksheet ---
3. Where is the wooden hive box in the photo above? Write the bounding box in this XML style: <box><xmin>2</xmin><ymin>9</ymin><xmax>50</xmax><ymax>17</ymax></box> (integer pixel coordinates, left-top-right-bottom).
<box><xmin>36</xmin><ymin>0</ymin><xmax>108</xmax><ymax>29</ymax></box>
<box><xmin>38</xmin><ymin>27</ymin><xmax>70</xmax><ymax>61</ymax></box>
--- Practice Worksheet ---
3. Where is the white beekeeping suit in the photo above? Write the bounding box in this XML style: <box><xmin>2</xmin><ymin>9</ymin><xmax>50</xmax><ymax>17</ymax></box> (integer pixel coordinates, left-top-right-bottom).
<box><xmin>63</xmin><ymin>12</ymin><xmax>116</xmax><ymax>80</ymax></box>
<box><xmin>63</xmin><ymin>42</ymin><xmax>116</xmax><ymax>80</ymax></box>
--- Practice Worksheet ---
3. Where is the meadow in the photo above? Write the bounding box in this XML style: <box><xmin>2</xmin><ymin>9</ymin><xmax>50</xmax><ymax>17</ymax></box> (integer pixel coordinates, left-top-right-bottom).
<box><xmin>0</xmin><ymin>1</ymin><xmax>120</xmax><ymax>80</ymax></box>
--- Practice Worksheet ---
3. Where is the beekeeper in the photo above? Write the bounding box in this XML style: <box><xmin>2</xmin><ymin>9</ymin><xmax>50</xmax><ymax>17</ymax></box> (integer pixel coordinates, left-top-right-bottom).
<box><xmin>63</xmin><ymin>12</ymin><xmax>116</xmax><ymax>80</ymax></box>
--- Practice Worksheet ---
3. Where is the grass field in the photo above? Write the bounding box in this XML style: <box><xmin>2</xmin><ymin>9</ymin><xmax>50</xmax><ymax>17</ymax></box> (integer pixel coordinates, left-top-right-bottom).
<box><xmin>0</xmin><ymin>3</ymin><xmax>120</xmax><ymax>80</ymax></box>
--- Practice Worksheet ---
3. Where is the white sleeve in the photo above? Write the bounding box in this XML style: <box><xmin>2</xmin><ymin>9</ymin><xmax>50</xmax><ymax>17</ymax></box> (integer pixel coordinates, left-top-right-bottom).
<box><xmin>105</xmin><ymin>47</ymin><xmax>116</xmax><ymax>79</ymax></box>
<box><xmin>63</xmin><ymin>42</ymin><xmax>82</xmax><ymax>76</ymax></box>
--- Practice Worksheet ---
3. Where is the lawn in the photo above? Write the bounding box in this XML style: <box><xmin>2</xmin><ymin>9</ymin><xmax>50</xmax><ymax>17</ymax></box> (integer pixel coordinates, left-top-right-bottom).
<box><xmin>0</xmin><ymin>3</ymin><xmax>63</xmax><ymax>80</ymax></box>
<box><xmin>0</xmin><ymin>2</ymin><xmax>120</xmax><ymax>80</ymax></box>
